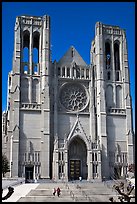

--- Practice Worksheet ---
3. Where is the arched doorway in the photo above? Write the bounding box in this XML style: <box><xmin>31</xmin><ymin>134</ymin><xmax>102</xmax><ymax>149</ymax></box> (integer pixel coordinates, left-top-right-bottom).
<box><xmin>25</xmin><ymin>165</ymin><xmax>34</xmax><ymax>183</ymax></box>
<box><xmin>68</xmin><ymin>136</ymin><xmax>87</xmax><ymax>180</ymax></box>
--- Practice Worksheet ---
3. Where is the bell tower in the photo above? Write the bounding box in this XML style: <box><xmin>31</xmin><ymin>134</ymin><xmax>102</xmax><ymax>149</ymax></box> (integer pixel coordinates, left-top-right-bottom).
<box><xmin>91</xmin><ymin>22</ymin><xmax>134</xmax><ymax>179</ymax></box>
<box><xmin>7</xmin><ymin>15</ymin><xmax>51</xmax><ymax>178</ymax></box>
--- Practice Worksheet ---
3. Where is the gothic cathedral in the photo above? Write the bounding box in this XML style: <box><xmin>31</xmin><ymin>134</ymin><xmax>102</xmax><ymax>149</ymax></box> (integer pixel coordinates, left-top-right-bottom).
<box><xmin>2</xmin><ymin>15</ymin><xmax>134</xmax><ymax>181</ymax></box>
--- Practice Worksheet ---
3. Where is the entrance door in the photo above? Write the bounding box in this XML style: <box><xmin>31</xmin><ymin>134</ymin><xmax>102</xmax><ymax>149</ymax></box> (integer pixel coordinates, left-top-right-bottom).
<box><xmin>25</xmin><ymin>166</ymin><xmax>34</xmax><ymax>183</ymax></box>
<box><xmin>70</xmin><ymin>160</ymin><xmax>81</xmax><ymax>180</ymax></box>
<box><xmin>68</xmin><ymin>136</ymin><xmax>87</xmax><ymax>180</ymax></box>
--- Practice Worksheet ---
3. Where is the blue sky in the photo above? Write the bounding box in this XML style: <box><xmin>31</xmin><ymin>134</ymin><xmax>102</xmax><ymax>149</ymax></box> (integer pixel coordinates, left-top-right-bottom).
<box><xmin>2</xmin><ymin>2</ymin><xmax>135</xmax><ymax>130</ymax></box>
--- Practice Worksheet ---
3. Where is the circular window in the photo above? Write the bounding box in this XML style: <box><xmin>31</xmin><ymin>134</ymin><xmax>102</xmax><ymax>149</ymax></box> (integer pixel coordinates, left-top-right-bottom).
<box><xmin>59</xmin><ymin>83</ymin><xmax>88</xmax><ymax>112</ymax></box>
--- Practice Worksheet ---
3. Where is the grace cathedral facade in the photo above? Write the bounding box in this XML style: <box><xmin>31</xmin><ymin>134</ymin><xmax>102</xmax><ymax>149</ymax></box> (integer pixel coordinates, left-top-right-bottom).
<box><xmin>2</xmin><ymin>15</ymin><xmax>134</xmax><ymax>181</ymax></box>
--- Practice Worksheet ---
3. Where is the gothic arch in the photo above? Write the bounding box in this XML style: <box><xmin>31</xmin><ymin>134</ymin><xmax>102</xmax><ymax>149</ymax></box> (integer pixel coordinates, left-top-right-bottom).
<box><xmin>106</xmin><ymin>84</ymin><xmax>113</xmax><ymax>108</ymax></box>
<box><xmin>22</xmin><ymin>30</ymin><xmax>30</xmax><ymax>73</ymax></box>
<box><xmin>33</xmin><ymin>31</ymin><xmax>40</xmax><ymax>49</ymax></box>
<box><xmin>67</xmin><ymin>67</ymin><xmax>70</xmax><ymax>77</ymax></box>
<box><xmin>114</xmin><ymin>41</ymin><xmax>120</xmax><ymax>70</ymax></box>
<box><xmin>32</xmin><ymin>31</ymin><xmax>40</xmax><ymax>74</ymax></box>
<box><xmin>32</xmin><ymin>78</ymin><xmax>39</xmax><ymax>103</ymax></box>
<box><xmin>116</xmin><ymin>85</ymin><xmax>122</xmax><ymax>108</ymax></box>
<box><xmin>21</xmin><ymin>78</ymin><xmax>29</xmax><ymax>102</ymax></box>
<box><xmin>23</xmin><ymin>30</ymin><xmax>30</xmax><ymax>48</ymax></box>
<box><xmin>68</xmin><ymin>136</ymin><xmax>87</xmax><ymax>180</ymax></box>
<box><xmin>105</xmin><ymin>40</ymin><xmax>111</xmax><ymax>70</ymax></box>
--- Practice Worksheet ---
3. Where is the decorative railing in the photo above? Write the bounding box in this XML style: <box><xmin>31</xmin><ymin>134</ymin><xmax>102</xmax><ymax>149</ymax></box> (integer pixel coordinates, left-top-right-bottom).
<box><xmin>20</xmin><ymin>103</ymin><xmax>41</xmax><ymax>110</ymax></box>
<box><xmin>103</xmin><ymin>27</ymin><xmax>121</xmax><ymax>35</ymax></box>
<box><xmin>22</xmin><ymin>18</ymin><xmax>42</xmax><ymax>26</ymax></box>
<box><xmin>108</xmin><ymin>108</ymin><xmax>126</xmax><ymax>115</ymax></box>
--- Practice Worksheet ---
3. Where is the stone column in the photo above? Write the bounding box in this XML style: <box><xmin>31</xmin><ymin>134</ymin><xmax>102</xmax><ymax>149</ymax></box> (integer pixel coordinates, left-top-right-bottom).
<box><xmin>97</xmin><ymin>150</ymin><xmax>102</xmax><ymax>179</ymax></box>
<box><xmin>87</xmin><ymin>150</ymin><xmax>93</xmax><ymax>181</ymax></box>
<box><xmin>29</xmin><ymin>25</ymin><xmax>33</xmax><ymax>103</ymax></box>
<box><xmin>64</xmin><ymin>149</ymin><xmax>68</xmax><ymax>181</ymax></box>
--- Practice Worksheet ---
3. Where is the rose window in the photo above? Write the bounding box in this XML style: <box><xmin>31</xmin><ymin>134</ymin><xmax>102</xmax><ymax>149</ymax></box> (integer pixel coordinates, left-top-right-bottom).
<box><xmin>59</xmin><ymin>83</ymin><xmax>88</xmax><ymax>112</ymax></box>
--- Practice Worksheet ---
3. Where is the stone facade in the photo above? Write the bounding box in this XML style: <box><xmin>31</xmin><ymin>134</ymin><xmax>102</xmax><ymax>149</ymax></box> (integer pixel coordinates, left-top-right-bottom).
<box><xmin>2</xmin><ymin>15</ymin><xmax>134</xmax><ymax>181</ymax></box>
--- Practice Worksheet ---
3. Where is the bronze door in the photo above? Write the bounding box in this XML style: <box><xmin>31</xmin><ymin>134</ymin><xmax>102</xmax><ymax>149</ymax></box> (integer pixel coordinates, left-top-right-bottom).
<box><xmin>70</xmin><ymin>160</ymin><xmax>81</xmax><ymax>180</ymax></box>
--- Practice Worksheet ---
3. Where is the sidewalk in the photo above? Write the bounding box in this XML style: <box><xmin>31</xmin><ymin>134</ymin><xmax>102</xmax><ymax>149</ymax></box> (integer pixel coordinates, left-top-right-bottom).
<box><xmin>2</xmin><ymin>183</ymin><xmax>39</xmax><ymax>202</ymax></box>
<box><xmin>2</xmin><ymin>177</ymin><xmax>25</xmax><ymax>190</ymax></box>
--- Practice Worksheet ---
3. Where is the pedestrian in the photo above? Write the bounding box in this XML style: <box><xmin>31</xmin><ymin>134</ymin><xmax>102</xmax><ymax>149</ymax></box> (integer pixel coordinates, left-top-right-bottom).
<box><xmin>53</xmin><ymin>188</ymin><xmax>56</xmax><ymax>196</ymax></box>
<box><xmin>79</xmin><ymin>176</ymin><xmax>82</xmax><ymax>182</ymax></box>
<box><xmin>127</xmin><ymin>181</ymin><xmax>132</xmax><ymax>191</ymax></box>
<box><xmin>57</xmin><ymin>187</ymin><xmax>61</xmax><ymax>197</ymax></box>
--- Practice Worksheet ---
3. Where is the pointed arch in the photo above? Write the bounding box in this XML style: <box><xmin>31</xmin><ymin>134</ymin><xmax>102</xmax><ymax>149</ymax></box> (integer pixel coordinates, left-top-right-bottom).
<box><xmin>23</xmin><ymin>30</ymin><xmax>30</xmax><ymax>48</ymax></box>
<box><xmin>22</xmin><ymin>30</ymin><xmax>30</xmax><ymax>73</ymax></box>
<box><xmin>68</xmin><ymin>135</ymin><xmax>87</xmax><ymax>180</ymax></box>
<box><xmin>66</xmin><ymin>116</ymin><xmax>90</xmax><ymax>150</ymax></box>
<box><xmin>114</xmin><ymin>41</ymin><xmax>120</xmax><ymax>70</ymax></box>
<box><xmin>105</xmin><ymin>40</ymin><xmax>111</xmax><ymax>69</ymax></box>
<box><xmin>32</xmin><ymin>31</ymin><xmax>40</xmax><ymax>74</ymax></box>
<box><xmin>116</xmin><ymin>85</ymin><xmax>122</xmax><ymax>108</ymax></box>
<box><xmin>21</xmin><ymin>78</ymin><xmax>29</xmax><ymax>102</ymax></box>
<box><xmin>67</xmin><ymin>67</ymin><xmax>70</xmax><ymax>77</ymax></box>
<box><xmin>32</xmin><ymin>78</ymin><xmax>39</xmax><ymax>103</ymax></box>
<box><xmin>33</xmin><ymin>31</ymin><xmax>40</xmax><ymax>49</ymax></box>
<box><xmin>106</xmin><ymin>84</ymin><xmax>113</xmax><ymax>108</ymax></box>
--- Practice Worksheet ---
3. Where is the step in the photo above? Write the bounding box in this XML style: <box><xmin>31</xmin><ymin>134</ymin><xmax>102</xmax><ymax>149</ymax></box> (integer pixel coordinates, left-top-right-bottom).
<box><xmin>27</xmin><ymin>189</ymin><xmax>71</xmax><ymax>196</ymax></box>
<box><xmin>17</xmin><ymin>196</ymin><xmax>75</xmax><ymax>202</ymax></box>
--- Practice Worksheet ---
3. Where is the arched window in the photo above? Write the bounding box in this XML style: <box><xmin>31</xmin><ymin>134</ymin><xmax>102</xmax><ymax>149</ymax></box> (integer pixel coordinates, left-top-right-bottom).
<box><xmin>114</xmin><ymin>43</ymin><xmax>120</xmax><ymax>70</ymax></box>
<box><xmin>76</xmin><ymin>67</ymin><xmax>80</xmax><ymax>78</ymax></box>
<box><xmin>86</xmin><ymin>69</ymin><xmax>89</xmax><ymax>79</ymax></box>
<box><xmin>23</xmin><ymin>30</ymin><xmax>30</xmax><ymax>73</ymax></box>
<box><xmin>62</xmin><ymin>67</ymin><xmax>65</xmax><ymax>77</ymax></box>
<box><xmin>81</xmin><ymin>68</ymin><xmax>84</xmax><ymax>78</ymax></box>
<box><xmin>23</xmin><ymin>30</ymin><xmax>30</xmax><ymax>49</ymax></box>
<box><xmin>33</xmin><ymin>32</ymin><xmax>40</xmax><ymax>74</ymax></box>
<box><xmin>21</xmin><ymin>78</ymin><xmax>29</xmax><ymax>102</ymax></box>
<box><xmin>67</xmin><ymin>67</ymin><xmax>70</xmax><ymax>77</ymax></box>
<box><xmin>106</xmin><ymin>85</ymin><xmax>113</xmax><ymax>108</ymax></box>
<box><xmin>33</xmin><ymin>32</ymin><xmax>39</xmax><ymax>51</ymax></box>
<box><xmin>32</xmin><ymin>79</ymin><xmax>39</xmax><ymax>103</ymax></box>
<box><xmin>105</xmin><ymin>42</ymin><xmax>111</xmax><ymax>69</ymax></box>
<box><xmin>116</xmin><ymin>85</ymin><xmax>122</xmax><ymax>108</ymax></box>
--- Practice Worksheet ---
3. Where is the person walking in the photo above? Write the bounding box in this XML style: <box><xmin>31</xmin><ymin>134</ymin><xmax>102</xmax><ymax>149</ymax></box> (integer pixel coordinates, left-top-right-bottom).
<box><xmin>56</xmin><ymin>187</ymin><xmax>61</xmax><ymax>197</ymax></box>
<box><xmin>53</xmin><ymin>188</ymin><xmax>56</xmax><ymax>196</ymax></box>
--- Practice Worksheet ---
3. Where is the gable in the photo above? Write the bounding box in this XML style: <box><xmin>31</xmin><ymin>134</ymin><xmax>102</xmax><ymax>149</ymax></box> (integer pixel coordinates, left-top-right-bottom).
<box><xmin>57</xmin><ymin>46</ymin><xmax>88</xmax><ymax>67</ymax></box>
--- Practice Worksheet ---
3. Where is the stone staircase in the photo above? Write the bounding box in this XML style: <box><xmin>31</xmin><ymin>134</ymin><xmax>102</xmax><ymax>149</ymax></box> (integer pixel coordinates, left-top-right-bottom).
<box><xmin>17</xmin><ymin>183</ymin><xmax>75</xmax><ymax>202</ymax></box>
<box><xmin>17</xmin><ymin>179</ymin><xmax>135</xmax><ymax>202</ymax></box>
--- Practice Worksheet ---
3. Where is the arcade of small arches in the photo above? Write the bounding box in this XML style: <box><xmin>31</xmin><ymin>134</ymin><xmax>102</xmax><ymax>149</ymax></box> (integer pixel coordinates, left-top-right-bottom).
<box><xmin>57</xmin><ymin>66</ymin><xmax>90</xmax><ymax>80</ymax></box>
<box><xmin>22</xmin><ymin>30</ymin><xmax>40</xmax><ymax>75</ymax></box>
<box><xmin>105</xmin><ymin>40</ymin><xmax>121</xmax><ymax>81</ymax></box>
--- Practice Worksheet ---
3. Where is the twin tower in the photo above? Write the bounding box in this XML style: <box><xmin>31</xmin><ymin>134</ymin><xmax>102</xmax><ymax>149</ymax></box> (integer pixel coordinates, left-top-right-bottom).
<box><xmin>2</xmin><ymin>15</ymin><xmax>134</xmax><ymax>181</ymax></box>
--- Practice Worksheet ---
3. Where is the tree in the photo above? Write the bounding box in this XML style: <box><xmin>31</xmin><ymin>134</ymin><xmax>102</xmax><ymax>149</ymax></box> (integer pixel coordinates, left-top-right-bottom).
<box><xmin>2</xmin><ymin>154</ymin><xmax>10</xmax><ymax>177</ymax></box>
<box><xmin>2</xmin><ymin>186</ymin><xmax>14</xmax><ymax>200</ymax></box>
<box><xmin>128</xmin><ymin>164</ymin><xmax>135</xmax><ymax>173</ymax></box>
